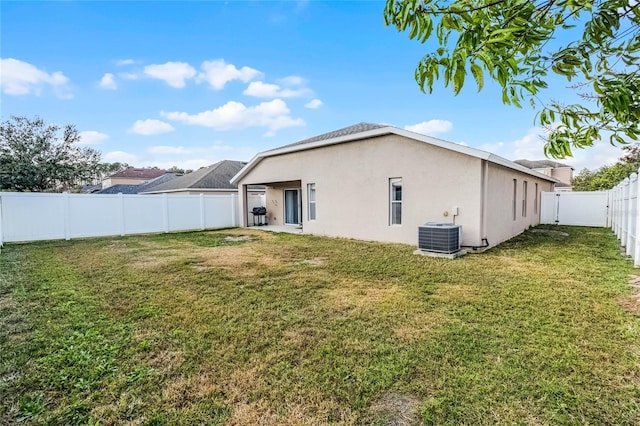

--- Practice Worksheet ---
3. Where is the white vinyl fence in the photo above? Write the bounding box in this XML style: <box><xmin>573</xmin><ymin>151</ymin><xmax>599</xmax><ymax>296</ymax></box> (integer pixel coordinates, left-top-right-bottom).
<box><xmin>0</xmin><ymin>192</ymin><xmax>265</xmax><ymax>246</ymax></box>
<box><xmin>540</xmin><ymin>170</ymin><xmax>640</xmax><ymax>267</ymax></box>
<box><xmin>609</xmin><ymin>173</ymin><xmax>640</xmax><ymax>266</ymax></box>
<box><xmin>540</xmin><ymin>191</ymin><xmax>609</xmax><ymax>227</ymax></box>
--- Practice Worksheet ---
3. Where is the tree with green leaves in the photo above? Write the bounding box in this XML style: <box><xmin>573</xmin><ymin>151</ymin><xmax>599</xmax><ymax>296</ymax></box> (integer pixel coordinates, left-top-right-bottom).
<box><xmin>571</xmin><ymin>142</ymin><xmax>640</xmax><ymax>190</ymax></box>
<box><xmin>384</xmin><ymin>0</ymin><xmax>640</xmax><ymax>158</ymax></box>
<box><xmin>0</xmin><ymin>116</ymin><xmax>102</xmax><ymax>192</ymax></box>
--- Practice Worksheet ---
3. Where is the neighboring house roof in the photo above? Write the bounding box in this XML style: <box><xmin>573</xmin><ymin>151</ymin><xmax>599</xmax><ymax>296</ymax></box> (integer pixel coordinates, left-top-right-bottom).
<box><xmin>142</xmin><ymin>160</ymin><xmax>263</xmax><ymax>194</ymax></box>
<box><xmin>97</xmin><ymin>173</ymin><xmax>179</xmax><ymax>194</ymax></box>
<box><xmin>231</xmin><ymin>123</ymin><xmax>559</xmax><ymax>185</ymax></box>
<box><xmin>514</xmin><ymin>159</ymin><xmax>574</xmax><ymax>170</ymax></box>
<box><xmin>81</xmin><ymin>183</ymin><xmax>103</xmax><ymax>193</ymax></box>
<box><xmin>108</xmin><ymin>167</ymin><xmax>168</xmax><ymax>180</ymax></box>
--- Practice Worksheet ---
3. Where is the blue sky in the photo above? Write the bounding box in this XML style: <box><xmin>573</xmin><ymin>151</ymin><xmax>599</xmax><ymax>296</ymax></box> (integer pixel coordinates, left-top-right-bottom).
<box><xmin>1</xmin><ymin>0</ymin><xmax>626</xmax><ymax>171</ymax></box>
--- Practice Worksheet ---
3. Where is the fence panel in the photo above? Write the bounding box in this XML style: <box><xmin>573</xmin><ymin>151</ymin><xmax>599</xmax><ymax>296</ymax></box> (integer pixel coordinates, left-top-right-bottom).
<box><xmin>0</xmin><ymin>192</ymin><xmax>250</xmax><ymax>245</ymax></box>
<box><xmin>0</xmin><ymin>193</ymin><xmax>66</xmax><ymax>242</ymax></box>
<box><xmin>68</xmin><ymin>194</ymin><xmax>121</xmax><ymax>238</ymax></box>
<box><xmin>540</xmin><ymin>191</ymin><xmax>609</xmax><ymax>226</ymax></box>
<box><xmin>123</xmin><ymin>195</ymin><xmax>165</xmax><ymax>234</ymax></box>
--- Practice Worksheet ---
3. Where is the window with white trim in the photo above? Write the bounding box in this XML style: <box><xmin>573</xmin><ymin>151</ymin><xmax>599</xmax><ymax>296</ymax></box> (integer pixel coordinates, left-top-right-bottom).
<box><xmin>390</xmin><ymin>178</ymin><xmax>402</xmax><ymax>225</ymax></box>
<box><xmin>307</xmin><ymin>183</ymin><xmax>316</xmax><ymax>221</ymax></box>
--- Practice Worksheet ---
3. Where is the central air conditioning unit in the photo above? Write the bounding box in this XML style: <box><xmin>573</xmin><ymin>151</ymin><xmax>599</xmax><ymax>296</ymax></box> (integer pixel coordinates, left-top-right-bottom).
<box><xmin>418</xmin><ymin>222</ymin><xmax>461</xmax><ymax>253</ymax></box>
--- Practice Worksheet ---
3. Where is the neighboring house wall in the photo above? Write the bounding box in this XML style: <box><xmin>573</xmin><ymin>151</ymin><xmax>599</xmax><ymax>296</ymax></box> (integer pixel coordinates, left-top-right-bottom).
<box><xmin>238</xmin><ymin>134</ymin><xmax>489</xmax><ymax>245</ymax></box>
<box><xmin>485</xmin><ymin>163</ymin><xmax>555</xmax><ymax>247</ymax></box>
<box><xmin>550</xmin><ymin>167</ymin><xmax>573</xmax><ymax>185</ymax></box>
<box><xmin>103</xmin><ymin>177</ymin><xmax>152</xmax><ymax>188</ymax></box>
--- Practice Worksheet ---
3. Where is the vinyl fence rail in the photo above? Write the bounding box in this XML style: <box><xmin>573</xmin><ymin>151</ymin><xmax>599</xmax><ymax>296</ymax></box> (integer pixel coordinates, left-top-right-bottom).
<box><xmin>0</xmin><ymin>192</ymin><xmax>265</xmax><ymax>247</ymax></box>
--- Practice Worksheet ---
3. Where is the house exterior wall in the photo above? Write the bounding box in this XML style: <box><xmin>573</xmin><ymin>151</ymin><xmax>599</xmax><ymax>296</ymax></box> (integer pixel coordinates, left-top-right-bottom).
<box><xmin>238</xmin><ymin>134</ymin><xmax>488</xmax><ymax>246</ymax></box>
<box><xmin>484</xmin><ymin>162</ymin><xmax>555</xmax><ymax>246</ymax></box>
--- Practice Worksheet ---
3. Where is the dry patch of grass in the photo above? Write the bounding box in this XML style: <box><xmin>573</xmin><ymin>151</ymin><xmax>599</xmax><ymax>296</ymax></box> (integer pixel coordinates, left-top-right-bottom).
<box><xmin>394</xmin><ymin>310</ymin><xmax>452</xmax><ymax>342</ymax></box>
<box><xmin>323</xmin><ymin>281</ymin><xmax>410</xmax><ymax>314</ymax></box>
<box><xmin>367</xmin><ymin>393</ymin><xmax>418</xmax><ymax>426</ymax></box>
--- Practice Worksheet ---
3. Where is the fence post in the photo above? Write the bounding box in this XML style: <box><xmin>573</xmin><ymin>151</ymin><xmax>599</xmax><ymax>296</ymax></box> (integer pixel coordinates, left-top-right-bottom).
<box><xmin>612</xmin><ymin>185</ymin><xmax>616</xmax><ymax>232</ymax></box>
<box><xmin>617</xmin><ymin>183</ymin><xmax>623</xmax><ymax>236</ymax></box>
<box><xmin>200</xmin><ymin>193</ymin><xmax>205</xmax><ymax>230</ymax></box>
<box><xmin>622</xmin><ymin>178</ymin><xmax>630</xmax><ymax>244</ymax></box>
<box><xmin>63</xmin><ymin>192</ymin><xmax>71</xmax><ymax>241</ymax></box>
<box><xmin>119</xmin><ymin>193</ymin><xmax>126</xmax><ymax>237</ymax></box>
<box><xmin>627</xmin><ymin>174</ymin><xmax>637</xmax><ymax>254</ymax></box>
<box><xmin>163</xmin><ymin>193</ymin><xmax>169</xmax><ymax>233</ymax></box>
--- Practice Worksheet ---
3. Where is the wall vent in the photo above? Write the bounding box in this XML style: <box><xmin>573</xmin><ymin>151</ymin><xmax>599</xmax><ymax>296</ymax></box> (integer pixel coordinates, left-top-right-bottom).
<box><xmin>418</xmin><ymin>222</ymin><xmax>461</xmax><ymax>253</ymax></box>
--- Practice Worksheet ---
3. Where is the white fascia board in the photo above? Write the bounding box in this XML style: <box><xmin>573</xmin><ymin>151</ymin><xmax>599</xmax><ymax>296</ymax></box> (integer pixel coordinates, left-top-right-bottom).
<box><xmin>231</xmin><ymin>125</ymin><xmax>558</xmax><ymax>184</ymax></box>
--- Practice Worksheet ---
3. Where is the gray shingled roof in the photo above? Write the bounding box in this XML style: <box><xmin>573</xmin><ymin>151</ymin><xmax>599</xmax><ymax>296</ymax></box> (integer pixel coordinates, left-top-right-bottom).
<box><xmin>142</xmin><ymin>160</ymin><xmax>248</xmax><ymax>192</ymax></box>
<box><xmin>109</xmin><ymin>167</ymin><xmax>168</xmax><ymax>179</ymax></box>
<box><xmin>514</xmin><ymin>159</ymin><xmax>574</xmax><ymax>169</ymax></box>
<box><xmin>97</xmin><ymin>173</ymin><xmax>179</xmax><ymax>194</ymax></box>
<box><xmin>272</xmin><ymin>122</ymin><xmax>386</xmax><ymax>150</ymax></box>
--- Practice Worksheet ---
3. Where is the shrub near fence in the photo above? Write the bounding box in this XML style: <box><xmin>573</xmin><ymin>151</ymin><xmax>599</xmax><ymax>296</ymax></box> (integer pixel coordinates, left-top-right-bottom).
<box><xmin>0</xmin><ymin>192</ymin><xmax>265</xmax><ymax>246</ymax></box>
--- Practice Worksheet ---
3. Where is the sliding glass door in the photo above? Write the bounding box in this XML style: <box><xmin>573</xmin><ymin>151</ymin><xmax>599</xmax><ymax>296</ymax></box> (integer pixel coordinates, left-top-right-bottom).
<box><xmin>284</xmin><ymin>189</ymin><xmax>301</xmax><ymax>225</ymax></box>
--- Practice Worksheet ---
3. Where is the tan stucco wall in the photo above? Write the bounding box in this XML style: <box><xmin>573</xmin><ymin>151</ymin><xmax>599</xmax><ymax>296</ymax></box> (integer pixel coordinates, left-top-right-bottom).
<box><xmin>551</xmin><ymin>167</ymin><xmax>573</xmax><ymax>186</ymax></box>
<box><xmin>484</xmin><ymin>163</ymin><xmax>555</xmax><ymax>246</ymax></box>
<box><xmin>238</xmin><ymin>134</ymin><xmax>487</xmax><ymax>246</ymax></box>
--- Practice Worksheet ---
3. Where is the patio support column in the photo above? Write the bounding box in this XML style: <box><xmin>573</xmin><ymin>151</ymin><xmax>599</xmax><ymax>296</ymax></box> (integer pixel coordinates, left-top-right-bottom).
<box><xmin>239</xmin><ymin>184</ymin><xmax>248</xmax><ymax>227</ymax></box>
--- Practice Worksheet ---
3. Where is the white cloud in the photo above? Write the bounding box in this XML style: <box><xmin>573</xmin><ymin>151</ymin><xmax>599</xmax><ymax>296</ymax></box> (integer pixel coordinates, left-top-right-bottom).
<box><xmin>197</xmin><ymin>59</ymin><xmax>262</xmax><ymax>90</ymax></box>
<box><xmin>305</xmin><ymin>99</ymin><xmax>323</xmax><ymax>109</ymax></box>
<box><xmin>78</xmin><ymin>131</ymin><xmax>109</xmax><ymax>145</ymax></box>
<box><xmin>115</xmin><ymin>59</ymin><xmax>135</xmax><ymax>66</ymax></box>
<box><xmin>404</xmin><ymin>119</ymin><xmax>453</xmax><ymax>135</ymax></box>
<box><xmin>104</xmin><ymin>151</ymin><xmax>137</xmax><ymax>163</ymax></box>
<box><xmin>98</xmin><ymin>73</ymin><xmax>117</xmax><ymax>90</ymax></box>
<box><xmin>143</xmin><ymin>61</ymin><xmax>197</xmax><ymax>88</ymax></box>
<box><xmin>479</xmin><ymin>127</ymin><xmax>627</xmax><ymax>171</ymax></box>
<box><xmin>129</xmin><ymin>119</ymin><xmax>175</xmax><ymax>135</ymax></box>
<box><xmin>278</xmin><ymin>75</ymin><xmax>305</xmax><ymax>86</ymax></box>
<box><xmin>162</xmin><ymin>99</ymin><xmax>304</xmax><ymax>136</ymax></box>
<box><xmin>0</xmin><ymin>58</ymin><xmax>72</xmax><ymax>98</ymax></box>
<box><xmin>243</xmin><ymin>81</ymin><xmax>311</xmax><ymax>98</ymax></box>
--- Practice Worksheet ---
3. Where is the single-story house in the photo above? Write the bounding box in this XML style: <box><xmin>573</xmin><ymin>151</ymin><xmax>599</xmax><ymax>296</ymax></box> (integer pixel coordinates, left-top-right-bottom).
<box><xmin>231</xmin><ymin>123</ymin><xmax>558</xmax><ymax>249</ymax></box>
<box><xmin>514</xmin><ymin>159</ymin><xmax>574</xmax><ymax>191</ymax></box>
<box><xmin>102</xmin><ymin>167</ymin><xmax>169</xmax><ymax>189</ymax></box>
<box><xmin>141</xmin><ymin>160</ymin><xmax>264</xmax><ymax>196</ymax></box>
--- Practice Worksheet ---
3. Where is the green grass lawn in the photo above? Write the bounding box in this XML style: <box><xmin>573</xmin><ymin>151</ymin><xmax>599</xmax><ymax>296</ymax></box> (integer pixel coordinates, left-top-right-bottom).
<box><xmin>1</xmin><ymin>226</ymin><xmax>639</xmax><ymax>425</ymax></box>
